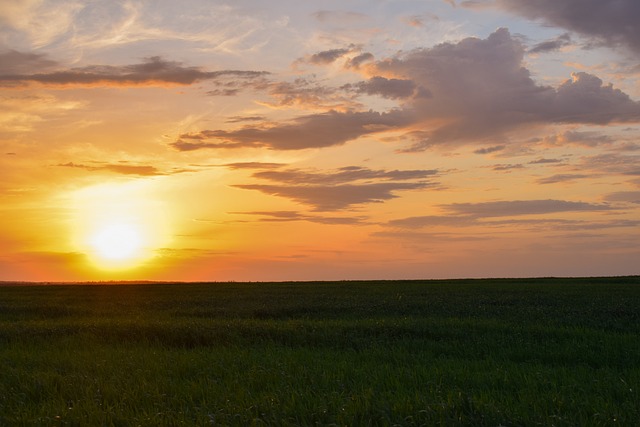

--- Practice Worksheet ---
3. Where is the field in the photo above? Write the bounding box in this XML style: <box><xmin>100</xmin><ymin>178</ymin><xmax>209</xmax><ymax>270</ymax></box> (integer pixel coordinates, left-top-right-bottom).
<box><xmin>1</xmin><ymin>277</ymin><xmax>639</xmax><ymax>426</ymax></box>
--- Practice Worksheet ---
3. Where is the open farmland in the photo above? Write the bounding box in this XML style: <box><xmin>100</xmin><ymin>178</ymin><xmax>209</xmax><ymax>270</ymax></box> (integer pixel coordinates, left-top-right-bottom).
<box><xmin>1</xmin><ymin>277</ymin><xmax>639</xmax><ymax>425</ymax></box>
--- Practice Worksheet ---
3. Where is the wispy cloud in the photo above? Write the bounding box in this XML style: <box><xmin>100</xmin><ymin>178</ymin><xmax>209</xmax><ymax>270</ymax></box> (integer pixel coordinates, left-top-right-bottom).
<box><xmin>0</xmin><ymin>55</ymin><xmax>268</xmax><ymax>87</ymax></box>
<box><xmin>442</xmin><ymin>199</ymin><xmax>612</xmax><ymax>217</ymax></box>
<box><xmin>536</xmin><ymin>174</ymin><xmax>592</xmax><ymax>184</ymax></box>
<box><xmin>171</xmin><ymin>109</ymin><xmax>412</xmax><ymax>151</ymax></box>
<box><xmin>232</xmin><ymin>166</ymin><xmax>439</xmax><ymax>211</ymax></box>
<box><xmin>230</xmin><ymin>211</ymin><xmax>367</xmax><ymax>225</ymax></box>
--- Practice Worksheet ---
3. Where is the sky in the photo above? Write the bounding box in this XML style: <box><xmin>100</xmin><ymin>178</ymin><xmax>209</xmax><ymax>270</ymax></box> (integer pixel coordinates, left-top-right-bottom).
<box><xmin>1</xmin><ymin>0</ymin><xmax>639</xmax><ymax>282</ymax></box>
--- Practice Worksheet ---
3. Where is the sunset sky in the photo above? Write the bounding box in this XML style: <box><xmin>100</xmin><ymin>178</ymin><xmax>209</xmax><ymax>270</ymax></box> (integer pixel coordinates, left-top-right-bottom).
<box><xmin>1</xmin><ymin>0</ymin><xmax>639</xmax><ymax>282</ymax></box>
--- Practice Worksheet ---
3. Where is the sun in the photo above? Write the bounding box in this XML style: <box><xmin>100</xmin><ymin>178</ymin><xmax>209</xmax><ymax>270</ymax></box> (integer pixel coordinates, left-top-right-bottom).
<box><xmin>91</xmin><ymin>222</ymin><xmax>143</xmax><ymax>261</ymax></box>
<box><xmin>70</xmin><ymin>181</ymin><xmax>171</xmax><ymax>272</ymax></box>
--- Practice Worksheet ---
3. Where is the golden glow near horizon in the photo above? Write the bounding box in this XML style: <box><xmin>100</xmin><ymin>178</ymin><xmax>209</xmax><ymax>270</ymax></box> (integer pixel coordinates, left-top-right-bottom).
<box><xmin>1</xmin><ymin>1</ymin><xmax>639</xmax><ymax>281</ymax></box>
<box><xmin>70</xmin><ymin>182</ymin><xmax>170</xmax><ymax>272</ymax></box>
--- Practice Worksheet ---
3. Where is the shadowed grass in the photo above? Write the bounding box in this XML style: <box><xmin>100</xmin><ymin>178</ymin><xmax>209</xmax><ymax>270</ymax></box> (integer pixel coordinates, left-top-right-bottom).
<box><xmin>0</xmin><ymin>277</ymin><xmax>639</xmax><ymax>425</ymax></box>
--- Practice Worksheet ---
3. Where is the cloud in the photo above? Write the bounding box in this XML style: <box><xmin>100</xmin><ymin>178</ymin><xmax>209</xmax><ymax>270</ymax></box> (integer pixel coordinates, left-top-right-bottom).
<box><xmin>492</xmin><ymin>163</ymin><xmax>524</xmax><ymax>171</ymax></box>
<box><xmin>368</xmin><ymin>28</ymin><xmax>640</xmax><ymax>151</ymax></box>
<box><xmin>251</xmin><ymin>166</ymin><xmax>438</xmax><ymax>185</ymax></box>
<box><xmin>233</xmin><ymin>165</ymin><xmax>439</xmax><ymax>211</ymax></box>
<box><xmin>57</xmin><ymin>162</ymin><xmax>165</xmax><ymax>176</ymax></box>
<box><xmin>311</xmin><ymin>10</ymin><xmax>368</xmax><ymax>24</ymax></box>
<box><xmin>579</xmin><ymin>153</ymin><xmax>640</xmax><ymax>176</ymax></box>
<box><xmin>231</xmin><ymin>211</ymin><xmax>366</xmax><ymax>225</ymax></box>
<box><xmin>234</xmin><ymin>182</ymin><xmax>431</xmax><ymax>211</ymax></box>
<box><xmin>175</xmin><ymin>29</ymin><xmax>640</xmax><ymax>154</ymax></box>
<box><xmin>344</xmin><ymin>76</ymin><xmax>422</xmax><ymax>100</ymax></box>
<box><xmin>223</xmin><ymin>162</ymin><xmax>286</xmax><ymax>170</ymax></box>
<box><xmin>442</xmin><ymin>199</ymin><xmax>611</xmax><ymax>217</ymax></box>
<box><xmin>536</xmin><ymin>174</ymin><xmax>592</xmax><ymax>184</ymax></box>
<box><xmin>528</xmin><ymin>33</ymin><xmax>572</xmax><ymax>54</ymax></box>
<box><xmin>474</xmin><ymin>145</ymin><xmax>506</xmax><ymax>154</ymax></box>
<box><xmin>541</xmin><ymin>130</ymin><xmax>614</xmax><ymax>148</ymax></box>
<box><xmin>307</xmin><ymin>47</ymin><xmax>354</xmax><ymax>65</ymax></box>
<box><xmin>604</xmin><ymin>191</ymin><xmax>640</xmax><ymax>204</ymax></box>
<box><xmin>0</xmin><ymin>55</ymin><xmax>269</xmax><ymax>87</ymax></box>
<box><xmin>0</xmin><ymin>50</ymin><xmax>58</xmax><ymax>75</ymax></box>
<box><xmin>345</xmin><ymin>52</ymin><xmax>375</xmax><ymax>69</ymax></box>
<box><xmin>171</xmin><ymin>109</ymin><xmax>412</xmax><ymax>151</ymax></box>
<box><xmin>496</xmin><ymin>0</ymin><xmax>640</xmax><ymax>54</ymax></box>
<box><xmin>225</xmin><ymin>116</ymin><xmax>267</xmax><ymax>123</ymax></box>
<box><xmin>260</xmin><ymin>78</ymin><xmax>357</xmax><ymax>110</ymax></box>
<box><xmin>528</xmin><ymin>158</ymin><xmax>563</xmax><ymax>165</ymax></box>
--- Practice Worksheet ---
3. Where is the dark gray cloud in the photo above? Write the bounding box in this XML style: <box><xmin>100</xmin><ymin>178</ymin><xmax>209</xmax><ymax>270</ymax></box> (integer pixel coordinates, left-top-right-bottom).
<box><xmin>171</xmin><ymin>109</ymin><xmax>413</xmax><ymax>151</ymax></box>
<box><xmin>496</xmin><ymin>0</ymin><xmax>640</xmax><ymax>54</ymax></box>
<box><xmin>0</xmin><ymin>55</ymin><xmax>268</xmax><ymax>87</ymax></box>
<box><xmin>528</xmin><ymin>33</ymin><xmax>572</xmax><ymax>54</ymax></box>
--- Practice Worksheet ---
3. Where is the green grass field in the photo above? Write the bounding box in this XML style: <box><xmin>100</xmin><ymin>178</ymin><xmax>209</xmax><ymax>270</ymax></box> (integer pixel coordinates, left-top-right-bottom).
<box><xmin>1</xmin><ymin>277</ymin><xmax>639</xmax><ymax>426</ymax></box>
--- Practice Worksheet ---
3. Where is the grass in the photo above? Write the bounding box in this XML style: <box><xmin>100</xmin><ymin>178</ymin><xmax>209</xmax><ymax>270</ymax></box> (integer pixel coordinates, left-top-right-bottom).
<box><xmin>0</xmin><ymin>277</ymin><xmax>639</xmax><ymax>425</ymax></box>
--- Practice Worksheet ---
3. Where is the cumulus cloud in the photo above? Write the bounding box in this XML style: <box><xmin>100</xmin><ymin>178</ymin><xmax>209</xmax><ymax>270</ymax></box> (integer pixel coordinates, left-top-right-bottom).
<box><xmin>495</xmin><ymin>0</ymin><xmax>640</xmax><ymax>54</ymax></box>
<box><xmin>173</xmin><ymin>29</ymin><xmax>640</xmax><ymax>154</ymax></box>
<box><xmin>0</xmin><ymin>55</ymin><xmax>268</xmax><ymax>87</ymax></box>
<box><xmin>369</xmin><ymin>28</ymin><xmax>640</xmax><ymax>151</ymax></box>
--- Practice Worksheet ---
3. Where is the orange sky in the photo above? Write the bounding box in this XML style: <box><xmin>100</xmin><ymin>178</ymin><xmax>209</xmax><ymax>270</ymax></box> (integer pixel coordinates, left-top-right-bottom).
<box><xmin>1</xmin><ymin>0</ymin><xmax>639</xmax><ymax>281</ymax></box>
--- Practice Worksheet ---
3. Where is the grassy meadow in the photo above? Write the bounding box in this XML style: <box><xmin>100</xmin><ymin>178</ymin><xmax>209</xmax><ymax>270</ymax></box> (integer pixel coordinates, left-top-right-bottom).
<box><xmin>1</xmin><ymin>277</ymin><xmax>639</xmax><ymax>426</ymax></box>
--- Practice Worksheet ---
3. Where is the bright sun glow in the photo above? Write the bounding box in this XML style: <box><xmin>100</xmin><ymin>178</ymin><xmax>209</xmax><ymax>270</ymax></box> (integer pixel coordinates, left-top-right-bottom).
<box><xmin>71</xmin><ymin>181</ymin><xmax>171</xmax><ymax>271</ymax></box>
<box><xmin>91</xmin><ymin>222</ymin><xmax>143</xmax><ymax>261</ymax></box>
